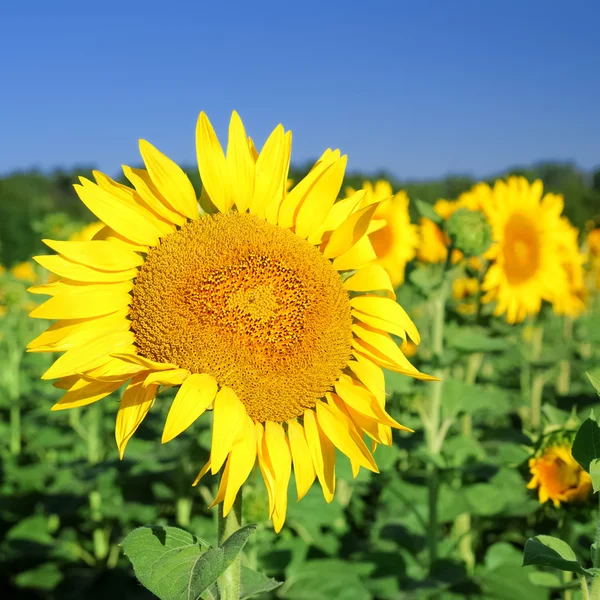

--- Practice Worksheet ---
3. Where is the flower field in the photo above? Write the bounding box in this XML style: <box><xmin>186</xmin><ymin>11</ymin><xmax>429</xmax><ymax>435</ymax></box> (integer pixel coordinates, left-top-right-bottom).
<box><xmin>2</xmin><ymin>115</ymin><xmax>600</xmax><ymax>600</ymax></box>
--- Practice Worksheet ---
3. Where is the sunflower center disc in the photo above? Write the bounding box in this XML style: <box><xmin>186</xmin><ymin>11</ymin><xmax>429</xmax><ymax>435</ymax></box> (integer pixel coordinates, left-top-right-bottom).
<box><xmin>129</xmin><ymin>212</ymin><xmax>353</xmax><ymax>422</ymax></box>
<box><xmin>503</xmin><ymin>213</ymin><xmax>540</xmax><ymax>284</ymax></box>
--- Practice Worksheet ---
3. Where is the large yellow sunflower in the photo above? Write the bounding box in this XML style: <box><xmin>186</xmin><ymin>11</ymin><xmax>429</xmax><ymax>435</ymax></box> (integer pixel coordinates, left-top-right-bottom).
<box><xmin>29</xmin><ymin>111</ymin><xmax>433</xmax><ymax>532</ymax></box>
<box><xmin>345</xmin><ymin>181</ymin><xmax>419</xmax><ymax>287</ymax></box>
<box><xmin>480</xmin><ymin>177</ymin><xmax>569</xmax><ymax>324</ymax></box>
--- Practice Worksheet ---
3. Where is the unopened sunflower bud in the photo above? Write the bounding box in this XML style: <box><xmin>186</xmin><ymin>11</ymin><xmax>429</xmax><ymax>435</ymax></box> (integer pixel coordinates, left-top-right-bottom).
<box><xmin>446</xmin><ymin>208</ymin><xmax>492</xmax><ymax>257</ymax></box>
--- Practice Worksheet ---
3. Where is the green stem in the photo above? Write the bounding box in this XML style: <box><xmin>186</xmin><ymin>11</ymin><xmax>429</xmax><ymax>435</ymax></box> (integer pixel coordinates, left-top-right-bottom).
<box><xmin>529</xmin><ymin>325</ymin><xmax>545</xmax><ymax>432</ymax></box>
<box><xmin>87</xmin><ymin>404</ymin><xmax>107</xmax><ymax>561</ymax></box>
<box><xmin>582</xmin><ymin>576</ymin><xmax>591</xmax><ymax>600</ymax></box>
<box><xmin>557</xmin><ymin>317</ymin><xmax>573</xmax><ymax>396</ymax></box>
<box><xmin>10</xmin><ymin>404</ymin><xmax>21</xmax><ymax>456</ymax></box>
<box><xmin>217</xmin><ymin>488</ymin><xmax>243</xmax><ymax>600</ymax></box>
<box><xmin>593</xmin><ymin>493</ymin><xmax>600</xmax><ymax>569</ymax></box>
<box><xmin>176</xmin><ymin>496</ymin><xmax>193</xmax><ymax>528</ymax></box>
<box><xmin>426</xmin><ymin>279</ymin><xmax>450</xmax><ymax>570</ymax></box>
<box><xmin>590</xmin><ymin>575</ymin><xmax>600</xmax><ymax>600</ymax></box>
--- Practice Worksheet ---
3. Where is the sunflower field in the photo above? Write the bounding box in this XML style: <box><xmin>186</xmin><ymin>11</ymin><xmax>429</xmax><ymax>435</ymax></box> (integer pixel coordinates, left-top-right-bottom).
<box><xmin>3</xmin><ymin>114</ymin><xmax>600</xmax><ymax>600</ymax></box>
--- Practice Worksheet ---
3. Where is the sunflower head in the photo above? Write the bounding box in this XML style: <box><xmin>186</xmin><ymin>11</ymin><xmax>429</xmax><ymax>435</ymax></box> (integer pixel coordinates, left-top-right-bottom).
<box><xmin>527</xmin><ymin>443</ymin><xmax>591</xmax><ymax>507</ymax></box>
<box><xmin>480</xmin><ymin>177</ymin><xmax>570</xmax><ymax>324</ymax></box>
<box><xmin>29</xmin><ymin>111</ymin><xmax>433</xmax><ymax>532</ymax></box>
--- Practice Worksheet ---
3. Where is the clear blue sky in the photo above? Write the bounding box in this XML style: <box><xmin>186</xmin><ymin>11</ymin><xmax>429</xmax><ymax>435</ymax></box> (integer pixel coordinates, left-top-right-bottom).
<box><xmin>1</xmin><ymin>0</ymin><xmax>599</xmax><ymax>181</ymax></box>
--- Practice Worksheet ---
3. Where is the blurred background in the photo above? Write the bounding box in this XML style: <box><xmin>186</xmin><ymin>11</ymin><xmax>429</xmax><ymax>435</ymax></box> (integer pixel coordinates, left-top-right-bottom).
<box><xmin>1</xmin><ymin>1</ymin><xmax>600</xmax><ymax>599</ymax></box>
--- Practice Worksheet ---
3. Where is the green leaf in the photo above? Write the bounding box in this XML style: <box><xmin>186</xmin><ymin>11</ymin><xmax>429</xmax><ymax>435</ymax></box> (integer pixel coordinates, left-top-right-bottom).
<box><xmin>590</xmin><ymin>458</ymin><xmax>600</xmax><ymax>492</ymax></box>
<box><xmin>571</xmin><ymin>416</ymin><xmax>600</xmax><ymax>473</ymax></box>
<box><xmin>447</xmin><ymin>326</ymin><xmax>510</xmax><ymax>353</ymax></box>
<box><xmin>13</xmin><ymin>563</ymin><xmax>63</xmax><ymax>591</ymax></box>
<box><xmin>522</xmin><ymin>536</ymin><xmax>587</xmax><ymax>575</ymax></box>
<box><xmin>121</xmin><ymin>525</ymin><xmax>219</xmax><ymax>600</ymax></box>
<box><xmin>415</xmin><ymin>198</ymin><xmax>442</xmax><ymax>224</ymax></box>
<box><xmin>220</xmin><ymin>524</ymin><xmax>257</xmax><ymax>568</ymax></box>
<box><xmin>527</xmin><ymin>571</ymin><xmax>564</xmax><ymax>588</ymax></box>
<box><xmin>588</xmin><ymin>372</ymin><xmax>600</xmax><ymax>396</ymax></box>
<box><xmin>239</xmin><ymin>566</ymin><xmax>282</xmax><ymax>599</ymax></box>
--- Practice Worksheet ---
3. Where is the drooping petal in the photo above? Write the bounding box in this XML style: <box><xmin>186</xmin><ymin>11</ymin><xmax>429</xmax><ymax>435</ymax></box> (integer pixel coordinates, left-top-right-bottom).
<box><xmin>115</xmin><ymin>374</ymin><xmax>158</xmax><ymax>458</ymax></box>
<box><xmin>324</xmin><ymin>202</ymin><xmax>379</xmax><ymax>259</ymax></box>
<box><xmin>143</xmin><ymin>368</ymin><xmax>190</xmax><ymax>388</ymax></box>
<box><xmin>264</xmin><ymin>421</ymin><xmax>292</xmax><ymax>533</ymax></box>
<box><xmin>343</xmin><ymin>265</ymin><xmax>395</xmax><ymax>298</ymax></box>
<box><xmin>332</xmin><ymin>235</ymin><xmax>377</xmax><ymax>271</ymax></box>
<box><xmin>256</xmin><ymin>422</ymin><xmax>276</xmax><ymax>516</ymax></box>
<box><xmin>33</xmin><ymin>255</ymin><xmax>138</xmax><ymax>283</ymax></box>
<box><xmin>287</xmin><ymin>419</ymin><xmax>316</xmax><ymax>500</ymax></box>
<box><xmin>51</xmin><ymin>378</ymin><xmax>123</xmax><ymax>411</ymax></box>
<box><xmin>210</xmin><ymin>387</ymin><xmax>247</xmax><ymax>474</ymax></box>
<box><xmin>162</xmin><ymin>373</ymin><xmax>218</xmax><ymax>443</ymax></box>
<box><xmin>347</xmin><ymin>356</ymin><xmax>386</xmax><ymax>405</ymax></box>
<box><xmin>303</xmin><ymin>409</ymin><xmax>336</xmax><ymax>502</ymax></box>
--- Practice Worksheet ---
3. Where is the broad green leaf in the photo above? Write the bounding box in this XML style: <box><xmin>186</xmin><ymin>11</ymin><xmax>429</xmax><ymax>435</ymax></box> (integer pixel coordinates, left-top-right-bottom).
<box><xmin>572</xmin><ymin>416</ymin><xmax>600</xmax><ymax>473</ymax></box>
<box><xmin>415</xmin><ymin>198</ymin><xmax>442</xmax><ymax>224</ymax></box>
<box><xmin>121</xmin><ymin>525</ymin><xmax>220</xmax><ymax>600</ymax></box>
<box><xmin>522</xmin><ymin>536</ymin><xmax>587</xmax><ymax>575</ymax></box>
<box><xmin>13</xmin><ymin>563</ymin><xmax>63</xmax><ymax>590</ymax></box>
<box><xmin>220</xmin><ymin>524</ymin><xmax>257</xmax><ymax>567</ymax></box>
<box><xmin>239</xmin><ymin>566</ymin><xmax>282</xmax><ymax>599</ymax></box>
<box><xmin>590</xmin><ymin>458</ymin><xmax>600</xmax><ymax>492</ymax></box>
<box><xmin>528</xmin><ymin>571</ymin><xmax>567</xmax><ymax>588</ymax></box>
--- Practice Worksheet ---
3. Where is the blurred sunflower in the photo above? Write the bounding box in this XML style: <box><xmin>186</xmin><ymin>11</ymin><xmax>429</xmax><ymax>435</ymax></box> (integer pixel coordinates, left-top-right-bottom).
<box><xmin>452</xmin><ymin>277</ymin><xmax>479</xmax><ymax>315</ymax></box>
<box><xmin>345</xmin><ymin>181</ymin><xmax>419</xmax><ymax>287</ymax></box>
<box><xmin>11</xmin><ymin>261</ymin><xmax>38</xmax><ymax>283</ymax></box>
<box><xmin>29</xmin><ymin>111</ymin><xmax>433</xmax><ymax>531</ymax></box>
<box><xmin>527</xmin><ymin>444</ymin><xmax>591</xmax><ymax>507</ymax></box>
<box><xmin>69</xmin><ymin>221</ymin><xmax>104</xmax><ymax>242</ymax></box>
<box><xmin>551</xmin><ymin>218</ymin><xmax>586</xmax><ymax>317</ymax></box>
<box><xmin>480</xmin><ymin>177</ymin><xmax>569</xmax><ymax>324</ymax></box>
<box><xmin>585</xmin><ymin>228</ymin><xmax>600</xmax><ymax>291</ymax></box>
<box><xmin>417</xmin><ymin>217</ymin><xmax>449</xmax><ymax>263</ymax></box>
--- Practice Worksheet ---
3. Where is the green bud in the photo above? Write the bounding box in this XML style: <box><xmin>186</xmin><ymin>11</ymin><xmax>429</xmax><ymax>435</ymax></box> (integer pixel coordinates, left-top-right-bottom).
<box><xmin>446</xmin><ymin>208</ymin><xmax>492</xmax><ymax>257</ymax></box>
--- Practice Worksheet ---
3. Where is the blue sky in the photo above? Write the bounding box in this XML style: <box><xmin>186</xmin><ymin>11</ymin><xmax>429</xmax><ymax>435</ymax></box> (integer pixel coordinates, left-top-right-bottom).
<box><xmin>1</xmin><ymin>0</ymin><xmax>599</xmax><ymax>180</ymax></box>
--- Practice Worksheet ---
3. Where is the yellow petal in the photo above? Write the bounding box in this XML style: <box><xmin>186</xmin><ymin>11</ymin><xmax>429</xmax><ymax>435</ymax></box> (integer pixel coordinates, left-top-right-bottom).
<box><xmin>30</xmin><ymin>282</ymin><xmax>132</xmax><ymax>320</ymax></box>
<box><xmin>324</xmin><ymin>202</ymin><xmax>379</xmax><ymax>259</ymax></box>
<box><xmin>303</xmin><ymin>409</ymin><xmax>336</xmax><ymax>502</ymax></box>
<box><xmin>329</xmin><ymin>393</ymin><xmax>391</xmax><ymax>445</ymax></box>
<box><xmin>110</xmin><ymin>353</ymin><xmax>179</xmax><ymax>371</ymax></box>
<box><xmin>139</xmin><ymin>140</ymin><xmax>199</xmax><ymax>221</ymax></box>
<box><xmin>51</xmin><ymin>378</ymin><xmax>122</xmax><ymax>411</ymax></box>
<box><xmin>222</xmin><ymin>415</ymin><xmax>257</xmax><ymax>515</ymax></box>
<box><xmin>33</xmin><ymin>255</ymin><xmax>138</xmax><ymax>283</ymax></box>
<box><xmin>287</xmin><ymin>419</ymin><xmax>316</xmax><ymax>501</ymax></box>
<box><xmin>350</xmin><ymin>296</ymin><xmax>420</xmax><ymax>344</ymax></box>
<box><xmin>41</xmin><ymin>331</ymin><xmax>135</xmax><ymax>380</ymax></box>
<box><xmin>74</xmin><ymin>178</ymin><xmax>164</xmax><ymax>246</ymax></box>
<box><xmin>264</xmin><ymin>131</ymin><xmax>292</xmax><ymax>225</ymax></box>
<box><xmin>335</xmin><ymin>376</ymin><xmax>411</xmax><ymax>431</ymax></box>
<box><xmin>82</xmin><ymin>357</ymin><xmax>146</xmax><ymax>382</ymax></box>
<box><xmin>92</xmin><ymin>225</ymin><xmax>148</xmax><ymax>252</ymax></box>
<box><xmin>115</xmin><ymin>374</ymin><xmax>158</xmax><ymax>458</ymax></box>
<box><xmin>196</xmin><ymin>112</ymin><xmax>233</xmax><ymax>213</ymax></box>
<box><xmin>144</xmin><ymin>368</ymin><xmax>190</xmax><ymax>388</ymax></box>
<box><xmin>162</xmin><ymin>373</ymin><xmax>218</xmax><ymax>443</ymax></box>
<box><xmin>278</xmin><ymin>149</ymin><xmax>338</xmax><ymax>229</ymax></box>
<box><xmin>332</xmin><ymin>235</ymin><xmax>377</xmax><ymax>271</ymax></box>
<box><xmin>264</xmin><ymin>421</ymin><xmax>292</xmax><ymax>533</ymax></box>
<box><xmin>343</xmin><ymin>265</ymin><xmax>395</xmax><ymax>298</ymax></box>
<box><xmin>316</xmin><ymin>190</ymin><xmax>365</xmax><ymax>240</ymax></box>
<box><xmin>123</xmin><ymin>166</ymin><xmax>187</xmax><ymax>226</ymax></box>
<box><xmin>226</xmin><ymin>111</ymin><xmax>255</xmax><ymax>214</ymax></box>
<box><xmin>352</xmin><ymin>324</ymin><xmax>419</xmax><ymax>373</ymax></box>
<box><xmin>294</xmin><ymin>155</ymin><xmax>347</xmax><ymax>240</ymax></box>
<box><xmin>192</xmin><ymin>459</ymin><xmax>212</xmax><ymax>486</ymax></box>
<box><xmin>347</xmin><ymin>357</ymin><xmax>386</xmax><ymax>405</ymax></box>
<box><xmin>316</xmin><ymin>401</ymin><xmax>378</xmax><ymax>472</ymax></box>
<box><xmin>256</xmin><ymin>422</ymin><xmax>276</xmax><ymax>516</ymax></box>
<box><xmin>210</xmin><ymin>387</ymin><xmax>247</xmax><ymax>474</ymax></box>
<box><xmin>27</xmin><ymin>309</ymin><xmax>130</xmax><ymax>353</ymax></box>
<box><xmin>42</xmin><ymin>240</ymin><xmax>143</xmax><ymax>270</ymax></box>
<box><xmin>250</xmin><ymin>124</ymin><xmax>287</xmax><ymax>218</ymax></box>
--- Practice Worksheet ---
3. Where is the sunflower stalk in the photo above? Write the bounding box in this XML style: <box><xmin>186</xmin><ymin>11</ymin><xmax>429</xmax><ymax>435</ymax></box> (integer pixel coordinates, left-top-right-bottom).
<box><xmin>557</xmin><ymin>317</ymin><xmax>574</xmax><ymax>396</ymax></box>
<box><xmin>9</xmin><ymin>403</ymin><xmax>21</xmax><ymax>456</ymax></box>
<box><xmin>527</xmin><ymin>324</ymin><xmax>545</xmax><ymax>431</ymax></box>
<box><xmin>87</xmin><ymin>404</ymin><xmax>108</xmax><ymax>561</ymax></box>
<box><xmin>217</xmin><ymin>486</ymin><xmax>243</xmax><ymax>600</ymax></box>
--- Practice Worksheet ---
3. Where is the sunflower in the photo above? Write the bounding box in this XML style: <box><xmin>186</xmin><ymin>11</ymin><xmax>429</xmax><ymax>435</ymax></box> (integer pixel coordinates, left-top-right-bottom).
<box><xmin>452</xmin><ymin>277</ymin><xmax>479</xmax><ymax>315</ymax></box>
<box><xmin>344</xmin><ymin>181</ymin><xmax>419</xmax><ymax>287</ymax></box>
<box><xmin>585</xmin><ymin>228</ymin><xmax>600</xmax><ymax>292</ymax></box>
<box><xmin>11</xmin><ymin>261</ymin><xmax>38</xmax><ymax>283</ymax></box>
<box><xmin>480</xmin><ymin>177</ymin><xmax>569</xmax><ymax>324</ymax></box>
<box><xmin>417</xmin><ymin>217</ymin><xmax>449</xmax><ymax>263</ymax></box>
<box><xmin>551</xmin><ymin>217</ymin><xmax>586</xmax><ymax>317</ymax></box>
<box><xmin>29</xmin><ymin>111</ymin><xmax>433</xmax><ymax>532</ymax></box>
<box><xmin>527</xmin><ymin>444</ymin><xmax>591</xmax><ymax>507</ymax></box>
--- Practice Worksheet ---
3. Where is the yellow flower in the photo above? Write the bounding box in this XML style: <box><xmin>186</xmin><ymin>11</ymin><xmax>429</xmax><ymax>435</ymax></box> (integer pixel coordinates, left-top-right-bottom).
<box><xmin>10</xmin><ymin>261</ymin><xmax>38</xmax><ymax>283</ymax></box>
<box><xmin>552</xmin><ymin>218</ymin><xmax>586</xmax><ymax>317</ymax></box>
<box><xmin>480</xmin><ymin>177</ymin><xmax>569</xmax><ymax>324</ymax></box>
<box><xmin>417</xmin><ymin>218</ymin><xmax>449</xmax><ymax>263</ymax></box>
<box><xmin>346</xmin><ymin>181</ymin><xmax>419</xmax><ymax>287</ymax></box>
<box><xmin>452</xmin><ymin>277</ymin><xmax>479</xmax><ymax>315</ymax></box>
<box><xmin>29</xmin><ymin>111</ymin><xmax>434</xmax><ymax>532</ymax></box>
<box><xmin>585</xmin><ymin>228</ymin><xmax>600</xmax><ymax>292</ymax></box>
<box><xmin>69</xmin><ymin>221</ymin><xmax>105</xmax><ymax>242</ymax></box>
<box><xmin>400</xmin><ymin>339</ymin><xmax>417</xmax><ymax>358</ymax></box>
<box><xmin>527</xmin><ymin>444</ymin><xmax>592</xmax><ymax>507</ymax></box>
